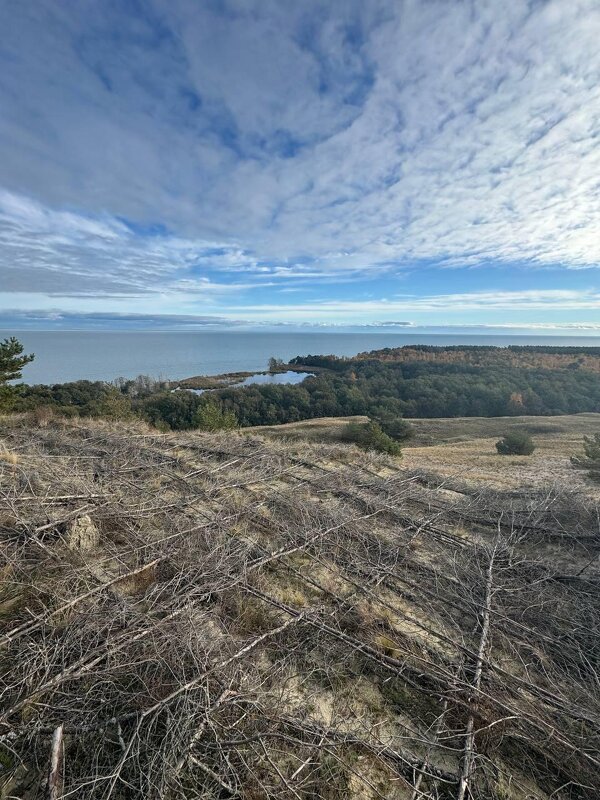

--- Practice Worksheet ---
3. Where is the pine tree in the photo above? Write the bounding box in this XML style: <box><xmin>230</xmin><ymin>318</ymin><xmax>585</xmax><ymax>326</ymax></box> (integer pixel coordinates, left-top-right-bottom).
<box><xmin>571</xmin><ymin>434</ymin><xmax>600</xmax><ymax>482</ymax></box>
<box><xmin>194</xmin><ymin>400</ymin><xmax>238</xmax><ymax>431</ymax></box>
<box><xmin>0</xmin><ymin>337</ymin><xmax>34</xmax><ymax>411</ymax></box>
<box><xmin>495</xmin><ymin>431</ymin><xmax>535</xmax><ymax>455</ymax></box>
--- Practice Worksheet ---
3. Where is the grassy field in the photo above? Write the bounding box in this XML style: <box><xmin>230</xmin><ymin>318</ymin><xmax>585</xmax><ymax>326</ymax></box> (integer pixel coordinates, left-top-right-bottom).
<box><xmin>404</xmin><ymin>411</ymin><xmax>600</xmax><ymax>444</ymax></box>
<box><xmin>403</xmin><ymin>413</ymin><xmax>600</xmax><ymax>492</ymax></box>
<box><xmin>248</xmin><ymin>412</ymin><xmax>600</xmax><ymax>493</ymax></box>
<box><xmin>247</xmin><ymin>414</ymin><xmax>370</xmax><ymax>441</ymax></box>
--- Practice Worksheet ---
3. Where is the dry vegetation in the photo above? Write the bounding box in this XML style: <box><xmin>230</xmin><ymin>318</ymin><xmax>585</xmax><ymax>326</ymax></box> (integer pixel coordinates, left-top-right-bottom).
<box><xmin>178</xmin><ymin>372</ymin><xmax>258</xmax><ymax>390</ymax></box>
<box><xmin>252</xmin><ymin>414</ymin><xmax>600</xmax><ymax>495</ymax></box>
<box><xmin>404</xmin><ymin>413</ymin><xmax>600</xmax><ymax>446</ymax></box>
<box><xmin>1</xmin><ymin>414</ymin><xmax>600</xmax><ymax>799</ymax></box>
<box><xmin>402</xmin><ymin>414</ymin><xmax>600</xmax><ymax>494</ymax></box>
<box><xmin>246</xmin><ymin>415</ymin><xmax>371</xmax><ymax>443</ymax></box>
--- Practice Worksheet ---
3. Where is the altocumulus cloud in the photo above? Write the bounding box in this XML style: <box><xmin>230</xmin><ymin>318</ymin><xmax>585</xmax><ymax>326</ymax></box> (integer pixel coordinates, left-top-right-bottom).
<box><xmin>226</xmin><ymin>289</ymin><xmax>600</xmax><ymax>324</ymax></box>
<box><xmin>0</xmin><ymin>0</ymin><xmax>598</xmax><ymax>325</ymax></box>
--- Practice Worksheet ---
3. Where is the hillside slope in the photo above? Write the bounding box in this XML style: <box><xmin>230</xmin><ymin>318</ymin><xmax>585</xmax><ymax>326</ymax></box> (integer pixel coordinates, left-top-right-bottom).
<box><xmin>1</xmin><ymin>417</ymin><xmax>599</xmax><ymax>799</ymax></box>
<box><xmin>250</xmin><ymin>413</ymin><xmax>600</xmax><ymax>494</ymax></box>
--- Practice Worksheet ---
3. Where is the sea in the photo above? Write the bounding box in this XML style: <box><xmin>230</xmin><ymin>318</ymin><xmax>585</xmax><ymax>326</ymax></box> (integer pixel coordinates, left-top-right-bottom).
<box><xmin>3</xmin><ymin>330</ymin><xmax>600</xmax><ymax>385</ymax></box>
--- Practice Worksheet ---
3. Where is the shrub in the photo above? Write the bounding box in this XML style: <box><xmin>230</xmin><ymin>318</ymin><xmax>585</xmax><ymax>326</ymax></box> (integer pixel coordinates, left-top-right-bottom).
<box><xmin>31</xmin><ymin>405</ymin><xmax>55</xmax><ymax>427</ymax></box>
<box><xmin>571</xmin><ymin>433</ymin><xmax>600</xmax><ymax>482</ymax></box>
<box><xmin>495</xmin><ymin>431</ymin><xmax>535</xmax><ymax>455</ymax></box>
<box><xmin>377</xmin><ymin>416</ymin><xmax>415</xmax><ymax>441</ymax></box>
<box><xmin>194</xmin><ymin>399</ymin><xmax>238</xmax><ymax>431</ymax></box>
<box><xmin>341</xmin><ymin>421</ymin><xmax>401</xmax><ymax>456</ymax></box>
<box><xmin>97</xmin><ymin>389</ymin><xmax>134</xmax><ymax>420</ymax></box>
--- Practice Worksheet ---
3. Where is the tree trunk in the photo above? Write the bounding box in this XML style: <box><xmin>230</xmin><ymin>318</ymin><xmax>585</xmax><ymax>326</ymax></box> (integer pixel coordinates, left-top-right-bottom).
<box><xmin>456</xmin><ymin>540</ymin><xmax>498</xmax><ymax>800</ymax></box>
<box><xmin>47</xmin><ymin>724</ymin><xmax>64</xmax><ymax>800</ymax></box>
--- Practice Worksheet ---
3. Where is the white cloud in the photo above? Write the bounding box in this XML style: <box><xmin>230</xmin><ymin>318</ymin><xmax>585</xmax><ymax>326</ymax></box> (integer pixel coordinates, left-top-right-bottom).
<box><xmin>277</xmin><ymin>0</ymin><xmax>600</xmax><ymax>268</ymax></box>
<box><xmin>449</xmin><ymin>322</ymin><xmax>600</xmax><ymax>331</ymax></box>
<box><xmin>0</xmin><ymin>189</ymin><xmax>266</xmax><ymax>296</ymax></box>
<box><xmin>0</xmin><ymin>0</ymin><xmax>598</xmax><ymax>311</ymax></box>
<box><xmin>223</xmin><ymin>289</ymin><xmax>600</xmax><ymax>322</ymax></box>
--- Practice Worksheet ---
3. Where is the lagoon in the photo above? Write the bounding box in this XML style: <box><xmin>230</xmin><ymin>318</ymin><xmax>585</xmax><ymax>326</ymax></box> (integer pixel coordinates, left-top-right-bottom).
<box><xmin>184</xmin><ymin>370</ymin><xmax>314</xmax><ymax>395</ymax></box>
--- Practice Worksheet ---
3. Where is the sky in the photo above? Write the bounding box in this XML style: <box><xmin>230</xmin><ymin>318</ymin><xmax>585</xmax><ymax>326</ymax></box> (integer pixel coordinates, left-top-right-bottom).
<box><xmin>0</xmin><ymin>0</ymin><xmax>599</xmax><ymax>333</ymax></box>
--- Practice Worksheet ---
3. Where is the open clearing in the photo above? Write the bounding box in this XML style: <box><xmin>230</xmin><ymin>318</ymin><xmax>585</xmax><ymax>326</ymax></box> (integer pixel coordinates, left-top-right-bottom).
<box><xmin>403</xmin><ymin>413</ymin><xmax>600</xmax><ymax>493</ymax></box>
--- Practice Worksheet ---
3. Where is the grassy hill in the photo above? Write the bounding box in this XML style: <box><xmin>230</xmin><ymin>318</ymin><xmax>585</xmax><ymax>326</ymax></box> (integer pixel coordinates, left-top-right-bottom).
<box><xmin>250</xmin><ymin>413</ymin><xmax>600</xmax><ymax>494</ymax></box>
<box><xmin>1</xmin><ymin>415</ymin><xmax>599</xmax><ymax>799</ymax></box>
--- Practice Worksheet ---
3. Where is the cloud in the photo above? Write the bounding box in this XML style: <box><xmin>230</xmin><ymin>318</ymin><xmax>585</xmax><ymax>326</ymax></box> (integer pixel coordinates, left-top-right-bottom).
<box><xmin>226</xmin><ymin>289</ymin><xmax>600</xmax><ymax>320</ymax></box>
<box><xmin>0</xmin><ymin>0</ymin><xmax>599</xmax><ymax>322</ymax></box>
<box><xmin>3</xmin><ymin>290</ymin><xmax>598</xmax><ymax>331</ymax></box>
<box><xmin>445</xmin><ymin>322</ymin><xmax>600</xmax><ymax>331</ymax></box>
<box><xmin>0</xmin><ymin>189</ymin><xmax>266</xmax><ymax>296</ymax></box>
<box><xmin>0</xmin><ymin>309</ymin><xmax>246</xmax><ymax>330</ymax></box>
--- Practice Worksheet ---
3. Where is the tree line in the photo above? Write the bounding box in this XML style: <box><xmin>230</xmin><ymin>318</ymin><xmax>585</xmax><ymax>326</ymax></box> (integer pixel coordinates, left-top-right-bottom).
<box><xmin>5</xmin><ymin>348</ymin><xmax>599</xmax><ymax>430</ymax></box>
<box><xmin>2</xmin><ymin>336</ymin><xmax>600</xmax><ymax>467</ymax></box>
<box><xmin>1</xmin><ymin>337</ymin><xmax>599</xmax><ymax>428</ymax></box>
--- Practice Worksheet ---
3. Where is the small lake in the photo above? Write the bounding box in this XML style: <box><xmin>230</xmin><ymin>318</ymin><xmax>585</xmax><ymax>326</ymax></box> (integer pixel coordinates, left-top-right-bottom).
<box><xmin>185</xmin><ymin>371</ymin><xmax>314</xmax><ymax>394</ymax></box>
<box><xmin>233</xmin><ymin>370</ymin><xmax>314</xmax><ymax>387</ymax></box>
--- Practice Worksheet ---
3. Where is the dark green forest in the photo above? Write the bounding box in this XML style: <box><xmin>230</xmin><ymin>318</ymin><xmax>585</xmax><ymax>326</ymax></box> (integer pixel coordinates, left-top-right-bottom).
<box><xmin>12</xmin><ymin>346</ymin><xmax>600</xmax><ymax>432</ymax></box>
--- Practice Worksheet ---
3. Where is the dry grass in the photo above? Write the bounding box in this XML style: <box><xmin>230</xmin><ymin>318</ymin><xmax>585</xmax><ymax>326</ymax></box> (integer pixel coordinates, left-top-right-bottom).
<box><xmin>245</xmin><ymin>415</ymin><xmax>370</xmax><ymax>442</ymax></box>
<box><xmin>403</xmin><ymin>414</ymin><xmax>600</xmax><ymax>494</ymax></box>
<box><xmin>0</xmin><ymin>439</ymin><xmax>19</xmax><ymax>466</ymax></box>
<box><xmin>250</xmin><ymin>413</ymin><xmax>600</xmax><ymax>495</ymax></box>
<box><xmin>405</xmin><ymin>412</ymin><xmax>600</xmax><ymax>445</ymax></box>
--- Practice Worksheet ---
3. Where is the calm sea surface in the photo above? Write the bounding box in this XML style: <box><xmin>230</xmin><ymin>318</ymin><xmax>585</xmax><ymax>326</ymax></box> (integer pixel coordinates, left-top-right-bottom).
<box><xmin>4</xmin><ymin>330</ymin><xmax>600</xmax><ymax>385</ymax></box>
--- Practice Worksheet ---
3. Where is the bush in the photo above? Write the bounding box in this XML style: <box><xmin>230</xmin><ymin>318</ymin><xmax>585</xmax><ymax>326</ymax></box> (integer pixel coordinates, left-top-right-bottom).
<box><xmin>97</xmin><ymin>389</ymin><xmax>134</xmax><ymax>420</ymax></box>
<box><xmin>571</xmin><ymin>433</ymin><xmax>600</xmax><ymax>481</ymax></box>
<box><xmin>377</xmin><ymin>416</ymin><xmax>415</xmax><ymax>441</ymax></box>
<box><xmin>341</xmin><ymin>421</ymin><xmax>401</xmax><ymax>456</ymax></box>
<box><xmin>495</xmin><ymin>431</ymin><xmax>535</xmax><ymax>455</ymax></box>
<box><xmin>194</xmin><ymin>400</ymin><xmax>238</xmax><ymax>431</ymax></box>
<box><xmin>31</xmin><ymin>405</ymin><xmax>55</xmax><ymax>427</ymax></box>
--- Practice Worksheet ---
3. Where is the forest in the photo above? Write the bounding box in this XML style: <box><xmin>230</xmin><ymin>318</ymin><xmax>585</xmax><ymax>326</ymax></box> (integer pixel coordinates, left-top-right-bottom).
<box><xmin>299</xmin><ymin>344</ymin><xmax>600</xmax><ymax>372</ymax></box>
<box><xmin>10</xmin><ymin>345</ymin><xmax>600</xmax><ymax>432</ymax></box>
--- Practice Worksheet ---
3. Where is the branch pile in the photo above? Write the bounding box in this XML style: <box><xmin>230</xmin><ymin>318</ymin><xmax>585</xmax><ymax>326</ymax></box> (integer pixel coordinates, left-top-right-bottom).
<box><xmin>1</xmin><ymin>416</ymin><xmax>599</xmax><ymax>799</ymax></box>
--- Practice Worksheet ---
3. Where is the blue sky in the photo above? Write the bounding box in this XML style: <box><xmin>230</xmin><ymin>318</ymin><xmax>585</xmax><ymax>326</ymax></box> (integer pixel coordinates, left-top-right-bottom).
<box><xmin>0</xmin><ymin>0</ymin><xmax>599</xmax><ymax>332</ymax></box>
